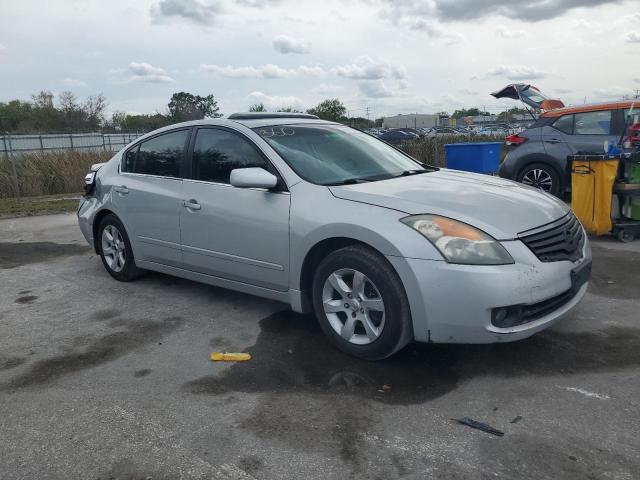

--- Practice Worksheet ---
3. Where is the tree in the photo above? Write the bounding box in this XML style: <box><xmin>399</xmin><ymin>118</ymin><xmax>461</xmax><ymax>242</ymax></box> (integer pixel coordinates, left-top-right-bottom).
<box><xmin>168</xmin><ymin>92</ymin><xmax>222</xmax><ymax>121</ymax></box>
<box><xmin>249</xmin><ymin>103</ymin><xmax>267</xmax><ymax>112</ymax></box>
<box><xmin>306</xmin><ymin>99</ymin><xmax>346</xmax><ymax>122</ymax></box>
<box><xmin>276</xmin><ymin>106</ymin><xmax>302</xmax><ymax>113</ymax></box>
<box><xmin>83</xmin><ymin>93</ymin><xmax>108</xmax><ymax>129</ymax></box>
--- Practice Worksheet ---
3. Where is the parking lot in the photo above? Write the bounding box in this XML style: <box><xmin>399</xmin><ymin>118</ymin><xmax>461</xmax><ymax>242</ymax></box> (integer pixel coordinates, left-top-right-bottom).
<box><xmin>1</xmin><ymin>213</ymin><xmax>639</xmax><ymax>480</ymax></box>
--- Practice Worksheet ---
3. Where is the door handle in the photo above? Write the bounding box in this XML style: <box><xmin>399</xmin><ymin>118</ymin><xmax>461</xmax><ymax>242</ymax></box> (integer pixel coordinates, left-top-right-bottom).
<box><xmin>545</xmin><ymin>138</ymin><xmax>562</xmax><ymax>144</ymax></box>
<box><xmin>182</xmin><ymin>199</ymin><xmax>201</xmax><ymax>211</ymax></box>
<box><xmin>114</xmin><ymin>185</ymin><xmax>129</xmax><ymax>194</ymax></box>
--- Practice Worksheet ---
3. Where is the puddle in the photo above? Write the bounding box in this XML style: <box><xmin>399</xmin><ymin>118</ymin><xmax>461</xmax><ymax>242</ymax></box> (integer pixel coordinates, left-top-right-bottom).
<box><xmin>184</xmin><ymin>310</ymin><xmax>640</xmax><ymax>472</ymax></box>
<box><xmin>134</xmin><ymin>369</ymin><xmax>152</xmax><ymax>378</ymax></box>
<box><xmin>588</xmin><ymin>246</ymin><xmax>640</xmax><ymax>299</ymax></box>
<box><xmin>2</xmin><ymin>316</ymin><xmax>184</xmax><ymax>390</ymax></box>
<box><xmin>185</xmin><ymin>311</ymin><xmax>640</xmax><ymax>404</ymax></box>
<box><xmin>0</xmin><ymin>242</ymin><xmax>90</xmax><ymax>269</ymax></box>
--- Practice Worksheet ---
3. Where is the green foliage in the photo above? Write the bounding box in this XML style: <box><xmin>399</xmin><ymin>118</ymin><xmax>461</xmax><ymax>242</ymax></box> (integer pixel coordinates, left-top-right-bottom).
<box><xmin>168</xmin><ymin>92</ymin><xmax>222</xmax><ymax>121</ymax></box>
<box><xmin>307</xmin><ymin>99</ymin><xmax>347</xmax><ymax>122</ymax></box>
<box><xmin>451</xmin><ymin>108</ymin><xmax>491</xmax><ymax>119</ymax></box>
<box><xmin>249</xmin><ymin>103</ymin><xmax>267</xmax><ymax>112</ymax></box>
<box><xmin>276</xmin><ymin>106</ymin><xmax>302</xmax><ymax>113</ymax></box>
<box><xmin>0</xmin><ymin>90</ymin><xmax>108</xmax><ymax>132</ymax></box>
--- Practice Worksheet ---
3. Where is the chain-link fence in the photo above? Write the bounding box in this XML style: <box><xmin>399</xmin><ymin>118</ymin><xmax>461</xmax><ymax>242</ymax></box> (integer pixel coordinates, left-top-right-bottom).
<box><xmin>0</xmin><ymin>132</ymin><xmax>144</xmax><ymax>157</ymax></box>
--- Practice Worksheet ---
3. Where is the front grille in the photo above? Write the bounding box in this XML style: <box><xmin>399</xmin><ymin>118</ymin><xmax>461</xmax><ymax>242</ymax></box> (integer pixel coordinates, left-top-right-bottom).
<box><xmin>519</xmin><ymin>213</ymin><xmax>585</xmax><ymax>262</ymax></box>
<box><xmin>521</xmin><ymin>289</ymin><xmax>575</xmax><ymax>322</ymax></box>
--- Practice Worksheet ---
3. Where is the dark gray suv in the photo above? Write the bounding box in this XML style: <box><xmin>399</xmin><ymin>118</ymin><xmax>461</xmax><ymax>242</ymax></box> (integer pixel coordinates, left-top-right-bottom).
<box><xmin>495</xmin><ymin>85</ymin><xmax>636</xmax><ymax>196</ymax></box>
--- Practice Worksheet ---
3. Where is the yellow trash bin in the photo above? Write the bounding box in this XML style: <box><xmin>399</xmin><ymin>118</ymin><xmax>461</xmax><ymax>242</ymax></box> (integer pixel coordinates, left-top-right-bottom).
<box><xmin>571</xmin><ymin>157</ymin><xmax>619</xmax><ymax>235</ymax></box>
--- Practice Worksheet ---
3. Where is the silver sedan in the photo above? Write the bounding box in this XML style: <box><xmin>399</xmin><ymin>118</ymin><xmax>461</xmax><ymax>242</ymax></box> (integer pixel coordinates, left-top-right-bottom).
<box><xmin>78</xmin><ymin>113</ymin><xmax>591</xmax><ymax>359</ymax></box>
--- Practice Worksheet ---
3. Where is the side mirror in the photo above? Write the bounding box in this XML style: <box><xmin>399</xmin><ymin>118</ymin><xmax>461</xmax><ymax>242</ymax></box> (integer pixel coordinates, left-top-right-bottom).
<box><xmin>230</xmin><ymin>168</ymin><xmax>278</xmax><ymax>190</ymax></box>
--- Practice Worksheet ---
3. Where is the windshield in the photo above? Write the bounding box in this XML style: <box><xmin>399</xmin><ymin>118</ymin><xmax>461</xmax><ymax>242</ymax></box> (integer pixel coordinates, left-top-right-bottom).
<box><xmin>254</xmin><ymin>124</ymin><xmax>426</xmax><ymax>185</ymax></box>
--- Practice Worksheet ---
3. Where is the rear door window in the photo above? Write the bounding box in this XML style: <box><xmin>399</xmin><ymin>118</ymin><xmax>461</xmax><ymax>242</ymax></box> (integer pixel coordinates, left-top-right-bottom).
<box><xmin>123</xmin><ymin>129</ymin><xmax>189</xmax><ymax>177</ymax></box>
<box><xmin>574</xmin><ymin>111</ymin><xmax>612</xmax><ymax>135</ymax></box>
<box><xmin>552</xmin><ymin>115</ymin><xmax>574</xmax><ymax>134</ymax></box>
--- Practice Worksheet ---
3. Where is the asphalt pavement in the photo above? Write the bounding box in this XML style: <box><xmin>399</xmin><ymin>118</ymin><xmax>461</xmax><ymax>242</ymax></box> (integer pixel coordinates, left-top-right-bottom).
<box><xmin>1</xmin><ymin>213</ymin><xmax>639</xmax><ymax>479</ymax></box>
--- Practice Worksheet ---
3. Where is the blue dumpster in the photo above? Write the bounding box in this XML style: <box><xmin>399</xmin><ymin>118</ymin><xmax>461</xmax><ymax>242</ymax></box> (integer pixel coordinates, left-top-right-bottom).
<box><xmin>444</xmin><ymin>142</ymin><xmax>502</xmax><ymax>174</ymax></box>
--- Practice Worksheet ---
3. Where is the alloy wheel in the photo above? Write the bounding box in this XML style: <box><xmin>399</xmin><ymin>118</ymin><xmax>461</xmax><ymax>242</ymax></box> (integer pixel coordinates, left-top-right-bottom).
<box><xmin>101</xmin><ymin>224</ymin><xmax>126</xmax><ymax>273</ymax></box>
<box><xmin>322</xmin><ymin>268</ymin><xmax>385</xmax><ymax>345</ymax></box>
<box><xmin>521</xmin><ymin>168</ymin><xmax>553</xmax><ymax>192</ymax></box>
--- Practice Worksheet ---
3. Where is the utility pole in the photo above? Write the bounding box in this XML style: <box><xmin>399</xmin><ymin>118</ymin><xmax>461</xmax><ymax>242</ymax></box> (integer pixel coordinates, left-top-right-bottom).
<box><xmin>365</xmin><ymin>106</ymin><xmax>370</xmax><ymax>127</ymax></box>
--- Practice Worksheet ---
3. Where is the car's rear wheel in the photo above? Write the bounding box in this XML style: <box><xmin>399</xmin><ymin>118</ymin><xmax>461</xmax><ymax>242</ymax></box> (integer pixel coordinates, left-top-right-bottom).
<box><xmin>311</xmin><ymin>245</ymin><xmax>412</xmax><ymax>360</ymax></box>
<box><xmin>98</xmin><ymin>214</ymin><xmax>142</xmax><ymax>281</ymax></box>
<box><xmin>518</xmin><ymin>162</ymin><xmax>561</xmax><ymax>196</ymax></box>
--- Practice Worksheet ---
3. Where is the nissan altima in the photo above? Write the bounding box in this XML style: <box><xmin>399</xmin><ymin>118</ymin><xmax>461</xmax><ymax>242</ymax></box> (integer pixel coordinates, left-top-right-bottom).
<box><xmin>78</xmin><ymin>113</ymin><xmax>591</xmax><ymax>359</ymax></box>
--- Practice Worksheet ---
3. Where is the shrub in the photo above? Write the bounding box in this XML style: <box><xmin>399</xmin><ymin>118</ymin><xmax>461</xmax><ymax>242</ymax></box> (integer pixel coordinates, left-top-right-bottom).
<box><xmin>0</xmin><ymin>150</ymin><xmax>113</xmax><ymax>198</ymax></box>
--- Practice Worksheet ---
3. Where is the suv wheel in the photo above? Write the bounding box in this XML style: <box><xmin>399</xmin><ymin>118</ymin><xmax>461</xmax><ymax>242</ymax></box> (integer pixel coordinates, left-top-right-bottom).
<box><xmin>98</xmin><ymin>214</ymin><xmax>142</xmax><ymax>281</ymax></box>
<box><xmin>311</xmin><ymin>245</ymin><xmax>412</xmax><ymax>360</ymax></box>
<box><xmin>518</xmin><ymin>162</ymin><xmax>561</xmax><ymax>196</ymax></box>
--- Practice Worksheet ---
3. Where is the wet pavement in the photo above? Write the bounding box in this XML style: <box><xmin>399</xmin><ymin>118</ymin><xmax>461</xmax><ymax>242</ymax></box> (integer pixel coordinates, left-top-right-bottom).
<box><xmin>0</xmin><ymin>213</ymin><xmax>639</xmax><ymax>479</ymax></box>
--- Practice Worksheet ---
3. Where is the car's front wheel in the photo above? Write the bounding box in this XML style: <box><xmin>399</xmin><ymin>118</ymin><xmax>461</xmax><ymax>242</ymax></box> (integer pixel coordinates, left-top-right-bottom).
<box><xmin>518</xmin><ymin>162</ymin><xmax>561</xmax><ymax>196</ymax></box>
<box><xmin>311</xmin><ymin>245</ymin><xmax>412</xmax><ymax>360</ymax></box>
<box><xmin>97</xmin><ymin>214</ymin><xmax>142</xmax><ymax>281</ymax></box>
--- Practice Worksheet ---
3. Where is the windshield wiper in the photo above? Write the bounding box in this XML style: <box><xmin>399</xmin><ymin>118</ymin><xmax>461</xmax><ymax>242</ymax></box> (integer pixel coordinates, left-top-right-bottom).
<box><xmin>391</xmin><ymin>169</ymin><xmax>434</xmax><ymax>178</ymax></box>
<box><xmin>325</xmin><ymin>177</ymin><xmax>372</xmax><ymax>186</ymax></box>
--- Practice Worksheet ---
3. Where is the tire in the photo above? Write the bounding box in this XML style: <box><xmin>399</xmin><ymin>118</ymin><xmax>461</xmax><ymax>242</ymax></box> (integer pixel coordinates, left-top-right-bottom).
<box><xmin>517</xmin><ymin>162</ymin><xmax>561</xmax><ymax>196</ymax></box>
<box><xmin>311</xmin><ymin>245</ymin><xmax>413</xmax><ymax>360</ymax></box>
<box><xmin>97</xmin><ymin>214</ymin><xmax>142</xmax><ymax>281</ymax></box>
<box><xmin>617</xmin><ymin>229</ymin><xmax>635</xmax><ymax>243</ymax></box>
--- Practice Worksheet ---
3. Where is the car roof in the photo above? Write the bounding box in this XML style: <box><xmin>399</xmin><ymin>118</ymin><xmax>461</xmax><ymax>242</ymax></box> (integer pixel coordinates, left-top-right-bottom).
<box><xmin>541</xmin><ymin>100</ymin><xmax>637</xmax><ymax>118</ymax></box>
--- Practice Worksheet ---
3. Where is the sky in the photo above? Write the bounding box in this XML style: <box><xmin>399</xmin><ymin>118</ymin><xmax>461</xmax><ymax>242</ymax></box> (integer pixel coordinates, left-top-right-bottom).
<box><xmin>1</xmin><ymin>0</ymin><xmax>639</xmax><ymax>119</ymax></box>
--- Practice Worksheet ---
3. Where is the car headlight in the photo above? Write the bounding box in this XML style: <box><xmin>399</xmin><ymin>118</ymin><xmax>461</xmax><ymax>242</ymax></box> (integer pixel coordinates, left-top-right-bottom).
<box><xmin>400</xmin><ymin>214</ymin><xmax>514</xmax><ymax>265</ymax></box>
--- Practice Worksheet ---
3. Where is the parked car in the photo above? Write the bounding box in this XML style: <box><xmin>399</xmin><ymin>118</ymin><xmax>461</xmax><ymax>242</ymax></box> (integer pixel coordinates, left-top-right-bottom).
<box><xmin>493</xmin><ymin>84</ymin><xmax>638</xmax><ymax>195</ymax></box>
<box><xmin>79</xmin><ymin>113</ymin><xmax>591</xmax><ymax>359</ymax></box>
<box><xmin>378</xmin><ymin>129</ymin><xmax>418</xmax><ymax>144</ymax></box>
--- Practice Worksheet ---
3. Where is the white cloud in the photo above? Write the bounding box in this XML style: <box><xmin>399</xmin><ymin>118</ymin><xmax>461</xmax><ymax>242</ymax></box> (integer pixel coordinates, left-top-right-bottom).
<box><xmin>555</xmin><ymin>87</ymin><xmax>573</xmax><ymax>94</ymax></box>
<box><xmin>273</xmin><ymin>35</ymin><xmax>311</xmax><ymax>54</ymax></box>
<box><xmin>150</xmin><ymin>0</ymin><xmax>223</xmax><ymax>25</ymax></box>
<box><xmin>625</xmin><ymin>31</ymin><xmax>640</xmax><ymax>43</ymax></box>
<box><xmin>459</xmin><ymin>88</ymin><xmax>479</xmax><ymax>95</ymax></box>
<box><xmin>593</xmin><ymin>86</ymin><xmax>632</xmax><ymax>99</ymax></box>
<box><xmin>496</xmin><ymin>26</ymin><xmax>527</xmax><ymax>38</ymax></box>
<box><xmin>0</xmin><ymin>43</ymin><xmax>6</xmax><ymax>54</ymax></box>
<box><xmin>358</xmin><ymin>79</ymin><xmax>394</xmax><ymax>98</ymax></box>
<box><xmin>334</xmin><ymin>56</ymin><xmax>407</xmax><ymax>81</ymax></box>
<box><xmin>62</xmin><ymin>77</ymin><xmax>87</xmax><ymax>87</ymax></box>
<box><xmin>200</xmin><ymin>63</ymin><xmax>324</xmax><ymax>78</ymax></box>
<box><xmin>125</xmin><ymin>62</ymin><xmax>175</xmax><ymax>83</ymax></box>
<box><xmin>487</xmin><ymin>64</ymin><xmax>548</xmax><ymax>80</ymax></box>
<box><xmin>236</xmin><ymin>0</ymin><xmax>281</xmax><ymax>6</ymax></box>
<box><xmin>246</xmin><ymin>91</ymin><xmax>305</xmax><ymax>110</ymax></box>
<box><xmin>311</xmin><ymin>83</ymin><xmax>345</xmax><ymax>94</ymax></box>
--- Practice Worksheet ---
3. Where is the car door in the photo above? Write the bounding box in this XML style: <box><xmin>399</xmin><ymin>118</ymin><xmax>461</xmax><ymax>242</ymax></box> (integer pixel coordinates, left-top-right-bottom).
<box><xmin>179</xmin><ymin>127</ymin><xmax>290</xmax><ymax>292</ymax></box>
<box><xmin>542</xmin><ymin>114</ymin><xmax>574</xmax><ymax>172</ymax></box>
<box><xmin>569</xmin><ymin>110</ymin><xmax>617</xmax><ymax>154</ymax></box>
<box><xmin>115</xmin><ymin>128</ymin><xmax>190</xmax><ymax>268</ymax></box>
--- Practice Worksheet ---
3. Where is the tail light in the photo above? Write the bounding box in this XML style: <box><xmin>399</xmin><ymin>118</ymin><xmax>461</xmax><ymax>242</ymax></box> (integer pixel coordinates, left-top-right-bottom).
<box><xmin>505</xmin><ymin>134</ymin><xmax>528</xmax><ymax>147</ymax></box>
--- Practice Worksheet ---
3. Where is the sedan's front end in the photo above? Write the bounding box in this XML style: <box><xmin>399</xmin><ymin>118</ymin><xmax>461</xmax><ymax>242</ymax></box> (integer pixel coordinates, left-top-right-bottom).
<box><xmin>387</xmin><ymin>211</ymin><xmax>590</xmax><ymax>343</ymax></box>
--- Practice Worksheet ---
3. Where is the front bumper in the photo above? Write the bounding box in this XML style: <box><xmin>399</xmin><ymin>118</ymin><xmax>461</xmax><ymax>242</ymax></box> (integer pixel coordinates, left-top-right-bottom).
<box><xmin>387</xmin><ymin>233</ymin><xmax>591</xmax><ymax>344</ymax></box>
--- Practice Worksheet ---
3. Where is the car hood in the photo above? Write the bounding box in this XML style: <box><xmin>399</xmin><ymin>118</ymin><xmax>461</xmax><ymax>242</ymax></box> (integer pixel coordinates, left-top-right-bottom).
<box><xmin>328</xmin><ymin>169</ymin><xmax>570</xmax><ymax>239</ymax></box>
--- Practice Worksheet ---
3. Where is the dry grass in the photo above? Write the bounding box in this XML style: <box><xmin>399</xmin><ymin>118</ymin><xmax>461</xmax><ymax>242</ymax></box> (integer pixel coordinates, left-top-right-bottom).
<box><xmin>0</xmin><ymin>193</ymin><xmax>82</xmax><ymax>218</ymax></box>
<box><xmin>0</xmin><ymin>150</ymin><xmax>113</xmax><ymax>198</ymax></box>
<box><xmin>397</xmin><ymin>135</ymin><xmax>507</xmax><ymax>166</ymax></box>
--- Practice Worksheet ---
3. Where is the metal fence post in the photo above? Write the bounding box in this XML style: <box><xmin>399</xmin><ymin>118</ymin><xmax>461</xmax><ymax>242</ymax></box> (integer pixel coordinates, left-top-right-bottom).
<box><xmin>6</xmin><ymin>134</ymin><xmax>20</xmax><ymax>197</ymax></box>
<box><xmin>69</xmin><ymin>133</ymin><xmax>74</xmax><ymax>150</ymax></box>
<box><xmin>39</xmin><ymin>135</ymin><xmax>44</xmax><ymax>152</ymax></box>
<box><xmin>102</xmin><ymin>134</ymin><xmax>106</xmax><ymax>151</ymax></box>
<box><xmin>2</xmin><ymin>135</ymin><xmax>7</xmax><ymax>160</ymax></box>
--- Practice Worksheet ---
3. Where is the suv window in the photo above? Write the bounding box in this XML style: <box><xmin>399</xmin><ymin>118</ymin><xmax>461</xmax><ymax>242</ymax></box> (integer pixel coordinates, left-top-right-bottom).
<box><xmin>553</xmin><ymin>115</ymin><xmax>574</xmax><ymax>134</ymax></box>
<box><xmin>123</xmin><ymin>129</ymin><xmax>189</xmax><ymax>177</ymax></box>
<box><xmin>574</xmin><ymin>111</ymin><xmax>611</xmax><ymax>135</ymax></box>
<box><xmin>192</xmin><ymin>128</ymin><xmax>268</xmax><ymax>184</ymax></box>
